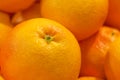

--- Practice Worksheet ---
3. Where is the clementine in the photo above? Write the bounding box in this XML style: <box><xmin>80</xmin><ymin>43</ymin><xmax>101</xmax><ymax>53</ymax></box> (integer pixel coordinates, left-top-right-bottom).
<box><xmin>0</xmin><ymin>18</ymin><xmax>81</xmax><ymax>80</ymax></box>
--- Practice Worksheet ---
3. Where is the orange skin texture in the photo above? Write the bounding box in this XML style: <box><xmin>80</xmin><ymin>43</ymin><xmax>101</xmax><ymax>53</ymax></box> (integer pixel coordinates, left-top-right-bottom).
<box><xmin>0</xmin><ymin>76</ymin><xmax>4</xmax><ymax>80</ymax></box>
<box><xmin>105</xmin><ymin>0</ymin><xmax>120</xmax><ymax>29</ymax></box>
<box><xmin>12</xmin><ymin>3</ymin><xmax>41</xmax><ymax>25</ymax></box>
<box><xmin>0</xmin><ymin>0</ymin><xmax>35</xmax><ymax>13</ymax></box>
<box><xmin>0</xmin><ymin>23</ymin><xmax>11</xmax><ymax>74</ymax></box>
<box><xmin>40</xmin><ymin>0</ymin><xmax>108</xmax><ymax>40</ymax></box>
<box><xmin>0</xmin><ymin>12</ymin><xmax>11</xmax><ymax>26</ymax></box>
<box><xmin>79</xmin><ymin>26</ymin><xmax>120</xmax><ymax>78</ymax></box>
<box><xmin>104</xmin><ymin>37</ymin><xmax>120</xmax><ymax>80</ymax></box>
<box><xmin>78</xmin><ymin>77</ymin><xmax>104</xmax><ymax>80</ymax></box>
<box><xmin>0</xmin><ymin>18</ymin><xmax>81</xmax><ymax>80</ymax></box>
<box><xmin>0</xmin><ymin>23</ymin><xmax>12</xmax><ymax>47</ymax></box>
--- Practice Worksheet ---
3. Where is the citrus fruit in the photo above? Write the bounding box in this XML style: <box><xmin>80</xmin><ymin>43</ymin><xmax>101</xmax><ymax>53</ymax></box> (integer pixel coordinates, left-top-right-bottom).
<box><xmin>78</xmin><ymin>77</ymin><xmax>104</xmax><ymax>80</ymax></box>
<box><xmin>79</xmin><ymin>26</ymin><xmax>120</xmax><ymax>78</ymax></box>
<box><xmin>0</xmin><ymin>12</ymin><xmax>11</xmax><ymax>26</ymax></box>
<box><xmin>0</xmin><ymin>0</ymin><xmax>35</xmax><ymax>13</ymax></box>
<box><xmin>12</xmin><ymin>3</ymin><xmax>41</xmax><ymax>25</ymax></box>
<box><xmin>0</xmin><ymin>18</ymin><xmax>81</xmax><ymax>80</ymax></box>
<box><xmin>0</xmin><ymin>23</ymin><xmax>11</xmax><ymax>47</ymax></box>
<box><xmin>105</xmin><ymin>0</ymin><xmax>120</xmax><ymax>29</ymax></box>
<box><xmin>20</xmin><ymin>3</ymin><xmax>40</xmax><ymax>20</ymax></box>
<box><xmin>0</xmin><ymin>76</ymin><xmax>4</xmax><ymax>80</ymax></box>
<box><xmin>104</xmin><ymin>37</ymin><xmax>120</xmax><ymax>80</ymax></box>
<box><xmin>40</xmin><ymin>0</ymin><xmax>108</xmax><ymax>40</ymax></box>
<box><xmin>0</xmin><ymin>23</ymin><xmax>11</xmax><ymax>73</ymax></box>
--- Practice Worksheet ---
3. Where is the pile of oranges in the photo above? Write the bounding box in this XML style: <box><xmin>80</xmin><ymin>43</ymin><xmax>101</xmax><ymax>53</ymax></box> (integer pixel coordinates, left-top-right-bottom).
<box><xmin>0</xmin><ymin>0</ymin><xmax>120</xmax><ymax>80</ymax></box>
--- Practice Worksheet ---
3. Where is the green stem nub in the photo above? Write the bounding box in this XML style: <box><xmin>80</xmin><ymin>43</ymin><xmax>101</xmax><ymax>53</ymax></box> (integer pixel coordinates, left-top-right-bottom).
<box><xmin>44</xmin><ymin>35</ymin><xmax>54</xmax><ymax>43</ymax></box>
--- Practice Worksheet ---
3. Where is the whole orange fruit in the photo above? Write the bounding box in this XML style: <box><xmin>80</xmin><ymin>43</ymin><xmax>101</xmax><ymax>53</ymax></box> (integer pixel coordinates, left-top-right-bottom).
<box><xmin>40</xmin><ymin>0</ymin><xmax>108</xmax><ymax>40</ymax></box>
<box><xmin>0</xmin><ymin>0</ymin><xmax>35</xmax><ymax>13</ymax></box>
<box><xmin>79</xmin><ymin>26</ymin><xmax>120</xmax><ymax>78</ymax></box>
<box><xmin>104</xmin><ymin>37</ymin><xmax>120</xmax><ymax>80</ymax></box>
<box><xmin>105</xmin><ymin>0</ymin><xmax>120</xmax><ymax>29</ymax></box>
<box><xmin>12</xmin><ymin>3</ymin><xmax>41</xmax><ymax>25</ymax></box>
<box><xmin>78</xmin><ymin>77</ymin><xmax>104</xmax><ymax>80</ymax></box>
<box><xmin>0</xmin><ymin>18</ymin><xmax>81</xmax><ymax>80</ymax></box>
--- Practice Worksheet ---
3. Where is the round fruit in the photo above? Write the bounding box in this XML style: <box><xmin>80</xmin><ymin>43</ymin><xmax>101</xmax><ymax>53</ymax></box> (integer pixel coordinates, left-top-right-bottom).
<box><xmin>79</xmin><ymin>26</ymin><xmax>120</xmax><ymax>78</ymax></box>
<box><xmin>0</xmin><ymin>0</ymin><xmax>35</xmax><ymax>13</ymax></box>
<box><xmin>78</xmin><ymin>77</ymin><xmax>104</xmax><ymax>80</ymax></box>
<box><xmin>104</xmin><ymin>37</ymin><xmax>120</xmax><ymax>80</ymax></box>
<box><xmin>0</xmin><ymin>18</ymin><xmax>81</xmax><ymax>80</ymax></box>
<box><xmin>105</xmin><ymin>0</ymin><xmax>120</xmax><ymax>29</ymax></box>
<box><xmin>40</xmin><ymin>0</ymin><xmax>108</xmax><ymax>40</ymax></box>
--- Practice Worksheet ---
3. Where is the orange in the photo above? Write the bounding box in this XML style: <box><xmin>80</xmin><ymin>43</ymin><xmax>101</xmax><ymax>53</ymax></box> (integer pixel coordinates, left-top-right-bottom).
<box><xmin>105</xmin><ymin>0</ymin><xmax>120</xmax><ymax>29</ymax></box>
<box><xmin>79</xmin><ymin>26</ymin><xmax>120</xmax><ymax>78</ymax></box>
<box><xmin>0</xmin><ymin>23</ymin><xmax>11</xmax><ymax>47</ymax></box>
<box><xmin>36</xmin><ymin>0</ymin><xmax>40</xmax><ymax>2</ymax></box>
<box><xmin>0</xmin><ymin>76</ymin><xmax>4</xmax><ymax>80</ymax></box>
<box><xmin>40</xmin><ymin>0</ymin><xmax>108</xmax><ymax>40</ymax></box>
<box><xmin>104</xmin><ymin>37</ymin><xmax>120</xmax><ymax>80</ymax></box>
<box><xmin>0</xmin><ymin>0</ymin><xmax>35</xmax><ymax>13</ymax></box>
<box><xmin>11</xmin><ymin>3</ymin><xmax>41</xmax><ymax>25</ymax></box>
<box><xmin>0</xmin><ymin>23</ymin><xmax>11</xmax><ymax>73</ymax></box>
<box><xmin>0</xmin><ymin>12</ymin><xmax>11</xmax><ymax>26</ymax></box>
<box><xmin>78</xmin><ymin>77</ymin><xmax>104</xmax><ymax>80</ymax></box>
<box><xmin>0</xmin><ymin>18</ymin><xmax>81</xmax><ymax>80</ymax></box>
